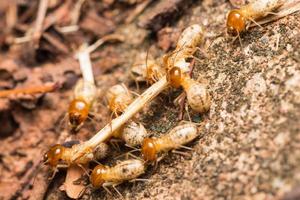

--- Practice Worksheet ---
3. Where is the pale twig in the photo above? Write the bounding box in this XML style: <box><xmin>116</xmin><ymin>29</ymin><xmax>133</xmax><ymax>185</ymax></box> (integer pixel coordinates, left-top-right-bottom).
<box><xmin>56</xmin><ymin>25</ymin><xmax>79</xmax><ymax>33</ymax></box>
<box><xmin>125</xmin><ymin>0</ymin><xmax>152</xmax><ymax>24</ymax></box>
<box><xmin>33</xmin><ymin>0</ymin><xmax>48</xmax><ymax>46</ymax></box>
<box><xmin>71</xmin><ymin>0</ymin><xmax>86</xmax><ymax>25</ymax></box>
<box><xmin>84</xmin><ymin>34</ymin><xmax>125</xmax><ymax>55</ymax></box>
<box><xmin>0</xmin><ymin>82</ymin><xmax>59</xmax><ymax>98</ymax></box>
<box><xmin>6</xmin><ymin>1</ymin><xmax>17</xmax><ymax>30</ymax></box>
<box><xmin>77</xmin><ymin>50</ymin><xmax>95</xmax><ymax>84</ymax></box>
<box><xmin>71</xmin><ymin>76</ymin><xmax>169</xmax><ymax>162</ymax></box>
<box><xmin>14</xmin><ymin>0</ymin><xmax>71</xmax><ymax>44</ymax></box>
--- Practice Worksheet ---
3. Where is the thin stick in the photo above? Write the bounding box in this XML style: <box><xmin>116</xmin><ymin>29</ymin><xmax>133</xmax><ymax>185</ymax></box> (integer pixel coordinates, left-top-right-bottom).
<box><xmin>71</xmin><ymin>76</ymin><xmax>169</xmax><ymax>162</ymax></box>
<box><xmin>125</xmin><ymin>0</ymin><xmax>152</xmax><ymax>24</ymax></box>
<box><xmin>33</xmin><ymin>0</ymin><xmax>48</xmax><ymax>46</ymax></box>
<box><xmin>0</xmin><ymin>82</ymin><xmax>59</xmax><ymax>98</ymax></box>
<box><xmin>71</xmin><ymin>0</ymin><xmax>86</xmax><ymax>25</ymax></box>
<box><xmin>77</xmin><ymin>50</ymin><xmax>94</xmax><ymax>84</ymax></box>
<box><xmin>6</xmin><ymin>1</ymin><xmax>17</xmax><ymax>30</ymax></box>
<box><xmin>84</xmin><ymin>34</ymin><xmax>125</xmax><ymax>55</ymax></box>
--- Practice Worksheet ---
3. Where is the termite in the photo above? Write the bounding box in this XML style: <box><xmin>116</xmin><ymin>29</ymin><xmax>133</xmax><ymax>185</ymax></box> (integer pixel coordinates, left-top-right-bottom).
<box><xmin>167</xmin><ymin>66</ymin><xmax>211</xmax><ymax>113</ymax></box>
<box><xmin>68</xmin><ymin>49</ymin><xmax>98</xmax><ymax>131</ymax></box>
<box><xmin>130</xmin><ymin>52</ymin><xmax>165</xmax><ymax>85</ymax></box>
<box><xmin>141</xmin><ymin>122</ymin><xmax>199</xmax><ymax>162</ymax></box>
<box><xmin>90</xmin><ymin>159</ymin><xmax>146</xmax><ymax>197</ymax></box>
<box><xmin>226</xmin><ymin>0</ymin><xmax>284</xmax><ymax>35</ymax></box>
<box><xmin>106</xmin><ymin>84</ymin><xmax>150</xmax><ymax>147</ymax></box>
<box><xmin>163</xmin><ymin>24</ymin><xmax>205</xmax><ymax>74</ymax></box>
<box><xmin>162</xmin><ymin>24</ymin><xmax>211</xmax><ymax>113</ymax></box>
<box><xmin>105</xmin><ymin>84</ymin><xmax>133</xmax><ymax>116</ymax></box>
<box><xmin>68</xmin><ymin>79</ymin><xmax>97</xmax><ymax>130</ymax></box>
<box><xmin>43</xmin><ymin>142</ymin><xmax>109</xmax><ymax>172</ymax></box>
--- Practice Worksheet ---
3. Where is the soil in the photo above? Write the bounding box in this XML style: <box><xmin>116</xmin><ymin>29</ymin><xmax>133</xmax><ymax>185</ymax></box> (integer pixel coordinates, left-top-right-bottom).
<box><xmin>0</xmin><ymin>0</ymin><xmax>299</xmax><ymax>200</ymax></box>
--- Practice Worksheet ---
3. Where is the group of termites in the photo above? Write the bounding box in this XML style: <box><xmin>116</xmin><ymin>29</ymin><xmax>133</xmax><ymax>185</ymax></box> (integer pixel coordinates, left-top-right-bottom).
<box><xmin>37</xmin><ymin>0</ymin><xmax>291</xmax><ymax>197</ymax></box>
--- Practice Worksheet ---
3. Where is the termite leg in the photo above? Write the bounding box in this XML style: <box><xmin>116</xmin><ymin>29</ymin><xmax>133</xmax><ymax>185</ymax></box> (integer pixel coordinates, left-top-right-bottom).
<box><xmin>115</xmin><ymin>149</ymin><xmax>140</xmax><ymax>160</ymax></box>
<box><xmin>172</xmin><ymin>149</ymin><xmax>191</xmax><ymax>157</ymax></box>
<box><xmin>91</xmin><ymin>159</ymin><xmax>102</xmax><ymax>165</ymax></box>
<box><xmin>237</xmin><ymin>31</ymin><xmax>243</xmax><ymax>48</ymax></box>
<box><xmin>130</xmin><ymin>90</ymin><xmax>140</xmax><ymax>97</ymax></box>
<box><xmin>124</xmin><ymin>144</ymin><xmax>140</xmax><ymax>151</ymax></box>
<box><xmin>87</xmin><ymin>115</ymin><xmax>97</xmax><ymax>124</ymax></box>
<box><xmin>77</xmin><ymin>164</ymin><xmax>90</xmax><ymax>178</ymax></box>
<box><xmin>177</xmin><ymin>93</ymin><xmax>187</xmax><ymax>120</ymax></box>
<box><xmin>129</xmin><ymin>178</ymin><xmax>150</xmax><ymax>183</ymax></box>
<box><xmin>248</xmin><ymin>17</ymin><xmax>263</xmax><ymax>28</ymax></box>
<box><xmin>178</xmin><ymin>58</ymin><xmax>195</xmax><ymax>120</ymax></box>
<box><xmin>78</xmin><ymin>187</ymin><xmax>87</xmax><ymax>198</ymax></box>
<box><xmin>134</xmin><ymin>80</ymin><xmax>140</xmax><ymax>92</ymax></box>
<box><xmin>109</xmin><ymin>138</ymin><xmax>122</xmax><ymax>152</ymax></box>
<box><xmin>185</xmin><ymin>103</ymin><xmax>192</xmax><ymax>122</ymax></box>
<box><xmin>188</xmin><ymin>59</ymin><xmax>195</xmax><ymax>77</ymax></box>
<box><xmin>179</xmin><ymin>145</ymin><xmax>193</xmax><ymax>151</ymax></box>
<box><xmin>126</xmin><ymin>152</ymin><xmax>140</xmax><ymax>160</ymax></box>
<box><xmin>49</xmin><ymin>168</ymin><xmax>59</xmax><ymax>180</ymax></box>
<box><xmin>71</xmin><ymin>123</ymin><xmax>83</xmax><ymax>133</ymax></box>
<box><xmin>265</xmin><ymin>11</ymin><xmax>280</xmax><ymax>16</ymax></box>
<box><xmin>102</xmin><ymin>183</ymin><xmax>113</xmax><ymax>195</ymax></box>
<box><xmin>156</xmin><ymin>153</ymin><xmax>167</xmax><ymax>165</ymax></box>
<box><xmin>58</xmin><ymin>113</ymin><xmax>68</xmax><ymax>130</ymax></box>
<box><xmin>112</xmin><ymin>184</ymin><xmax>123</xmax><ymax>199</ymax></box>
<box><xmin>195</xmin><ymin>47</ymin><xmax>209</xmax><ymax>59</ymax></box>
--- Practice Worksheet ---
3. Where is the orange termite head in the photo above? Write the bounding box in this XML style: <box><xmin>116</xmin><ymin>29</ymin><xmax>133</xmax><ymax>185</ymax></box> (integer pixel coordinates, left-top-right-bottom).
<box><xmin>68</xmin><ymin>99</ymin><xmax>89</xmax><ymax>128</ymax></box>
<box><xmin>226</xmin><ymin>9</ymin><xmax>246</xmax><ymax>36</ymax></box>
<box><xmin>141</xmin><ymin>138</ymin><xmax>157</xmax><ymax>162</ymax></box>
<box><xmin>167</xmin><ymin>67</ymin><xmax>182</xmax><ymax>88</ymax></box>
<box><xmin>43</xmin><ymin>144</ymin><xmax>65</xmax><ymax>168</ymax></box>
<box><xmin>90</xmin><ymin>164</ymin><xmax>108</xmax><ymax>188</ymax></box>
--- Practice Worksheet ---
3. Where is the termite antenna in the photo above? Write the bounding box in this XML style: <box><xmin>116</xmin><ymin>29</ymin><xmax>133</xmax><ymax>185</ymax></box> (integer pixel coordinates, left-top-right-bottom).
<box><xmin>145</xmin><ymin>45</ymin><xmax>151</xmax><ymax>78</ymax></box>
<box><xmin>237</xmin><ymin>31</ymin><xmax>243</xmax><ymax>48</ymax></box>
<box><xmin>58</xmin><ymin>113</ymin><xmax>68</xmax><ymax>130</ymax></box>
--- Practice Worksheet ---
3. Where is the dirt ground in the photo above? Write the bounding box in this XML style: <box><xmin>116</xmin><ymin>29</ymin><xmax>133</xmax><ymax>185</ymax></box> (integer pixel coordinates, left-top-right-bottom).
<box><xmin>0</xmin><ymin>0</ymin><xmax>299</xmax><ymax>200</ymax></box>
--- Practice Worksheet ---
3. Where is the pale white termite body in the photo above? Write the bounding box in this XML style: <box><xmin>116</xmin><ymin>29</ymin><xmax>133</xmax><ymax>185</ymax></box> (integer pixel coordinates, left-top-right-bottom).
<box><xmin>106</xmin><ymin>84</ymin><xmax>150</xmax><ymax>146</ymax></box>
<box><xmin>106</xmin><ymin>84</ymin><xmax>133</xmax><ymax>115</ymax></box>
<box><xmin>227</xmin><ymin>0</ymin><xmax>284</xmax><ymax>35</ymax></box>
<box><xmin>164</xmin><ymin>24</ymin><xmax>205</xmax><ymax>74</ymax></box>
<box><xmin>90</xmin><ymin>159</ymin><xmax>146</xmax><ymax>188</ymax></box>
<box><xmin>142</xmin><ymin>122</ymin><xmax>199</xmax><ymax>161</ymax></box>
<box><xmin>181</xmin><ymin>78</ymin><xmax>211</xmax><ymax>113</ymax></box>
<box><xmin>113</xmin><ymin>120</ymin><xmax>150</xmax><ymax>147</ymax></box>
<box><xmin>130</xmin><ymin>52</ymin><xmax>165</xmax><ymax>84</ymax></box>
<box><xmin>245</xmin><ymin>0</ymin><xmax>284</xmax><ymax>18</ymax></box>
<box><xmin>155</xmin><ymin>122</ymin><xmax>198</xmax><ymax>150</ymax></box>
<box><xmin>74</xmin><ymin>79</ymin><xmax>97</xmax><ymax>105</ymax></box>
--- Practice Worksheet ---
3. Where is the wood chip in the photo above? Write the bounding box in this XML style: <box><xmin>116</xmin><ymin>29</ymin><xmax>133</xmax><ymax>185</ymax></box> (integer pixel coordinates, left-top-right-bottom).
<box><xmin>138</xmin><ymin>0</ymin><xmax>193</xmax><ymax>31</ymax></box>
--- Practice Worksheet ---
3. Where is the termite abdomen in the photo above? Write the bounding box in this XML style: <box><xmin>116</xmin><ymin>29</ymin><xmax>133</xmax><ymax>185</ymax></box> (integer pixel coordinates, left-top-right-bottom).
<box><xmin>90</xmin><ymin>159</ymin><xmax>145</xmax><ymax>188</ymax></box>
